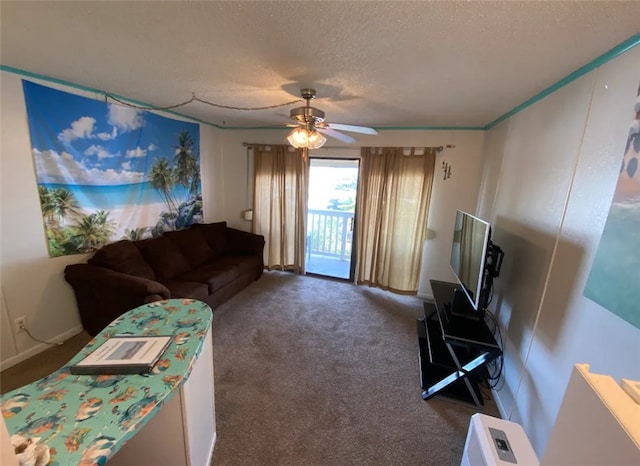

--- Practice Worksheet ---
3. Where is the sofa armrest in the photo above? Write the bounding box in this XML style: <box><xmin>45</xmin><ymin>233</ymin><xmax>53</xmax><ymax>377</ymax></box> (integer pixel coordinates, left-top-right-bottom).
<box><xmin>64</xmin><ymin>264</ymin><xmax>171</xmax><ymax>335</ymax></box>
<box><xmin>65</xmin><ymin>264</ymin><xmax>170</xmax><ymax>296</ymax></box>
<box><xmin>226</xmin><ymin>227</ymin><xmax>265</xmax><ymax>256</ymax></box>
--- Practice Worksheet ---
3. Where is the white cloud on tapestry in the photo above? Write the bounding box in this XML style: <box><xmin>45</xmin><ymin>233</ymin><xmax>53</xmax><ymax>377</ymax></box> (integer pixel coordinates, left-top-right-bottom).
<box><xmin>85</xmin><ymin>144</ymin><xmax>117</xmax><ymax>160</ymax></box>
<box><xmin>57</xmin><ymin>116</ymin><xmax>97</xmax><ymax>143</ymax></box>
<box><xmin>97</xmin><ymin>126</ymin><xmax>118</xmax><ymax>141</ymax></box>
<box><xmin>126</xmin><ymin>147</ymin><xmax>147</xmax><ymax>158</ymax></box>
<box><xmin>33</xmin><ymin>148</ymin><xmax>144</xmax><ymax>185</ymax></box>
<box><xmin>107</xmin><ymin>104</ymin><xmax>144</xmax><ymax>132</ymax></box>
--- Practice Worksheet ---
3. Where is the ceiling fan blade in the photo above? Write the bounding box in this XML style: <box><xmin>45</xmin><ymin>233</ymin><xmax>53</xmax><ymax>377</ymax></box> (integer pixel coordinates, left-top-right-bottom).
<box><xmin>326</xmin><ymin>123</ymin><xmax>378</xmax><ymax>135</ymax></box>
<box><xmin>317</xmin><ymin>127</ymin><xmax>356</xmax><ymax>144</ymax></box>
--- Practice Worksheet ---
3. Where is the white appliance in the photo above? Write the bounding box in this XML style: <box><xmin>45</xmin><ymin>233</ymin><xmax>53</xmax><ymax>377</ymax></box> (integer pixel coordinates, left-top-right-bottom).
<box><xmin>461</xmin><ymin>364</ymin><xmax>640</xmax><ymax>466</ymax></box>
<box><xmin>541</xmin><ymin>363</ymin><xmax>640</xmax><ymax>465</ymax></box>
<box><xmin>461</xmin><ymin>413</ymin><xmax>539</xmax><ymax>466</ymax></box>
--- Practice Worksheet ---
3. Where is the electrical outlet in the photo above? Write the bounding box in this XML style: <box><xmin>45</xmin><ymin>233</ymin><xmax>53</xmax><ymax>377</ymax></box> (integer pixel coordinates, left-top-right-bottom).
<box><xmin>14</xmin><ymin>316</ymin><xmax>27</xmax><ymax>333</ymax></box>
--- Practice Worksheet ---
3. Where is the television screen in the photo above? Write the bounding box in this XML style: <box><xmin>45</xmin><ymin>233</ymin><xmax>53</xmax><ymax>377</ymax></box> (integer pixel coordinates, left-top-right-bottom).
<box><xmin>449</xmin><ymin>210</ymin><xmax>491</xmax><ymax>311</ymax></box>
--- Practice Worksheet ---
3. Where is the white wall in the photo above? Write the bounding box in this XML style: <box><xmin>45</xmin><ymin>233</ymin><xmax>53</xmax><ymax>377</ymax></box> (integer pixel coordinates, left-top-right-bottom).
<box><xmin>0</xmin><ymin>71</ymin><xmax>221</xmax><ymax>369</ymax></box>
<box><xmin>1</xmin><ymin>70</ymin><xmax>484</xmax><ymax>369</ymax></box>
<box><xmin>8</xmin><ymin>50</ymin><xmax>637</xmax><ymax>460</ymax></box>
<box><xmin>478</xmin><ymin>47</ymin><xmax>640</xmax><ymax>456</ymax></box>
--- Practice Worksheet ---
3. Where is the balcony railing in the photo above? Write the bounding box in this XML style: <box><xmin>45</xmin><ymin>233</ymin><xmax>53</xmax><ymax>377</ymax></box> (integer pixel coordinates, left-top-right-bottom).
<box><xmin>307</xmin><ymin>209</ymin><xmax>353</xmax><ymax>261</ymax></box>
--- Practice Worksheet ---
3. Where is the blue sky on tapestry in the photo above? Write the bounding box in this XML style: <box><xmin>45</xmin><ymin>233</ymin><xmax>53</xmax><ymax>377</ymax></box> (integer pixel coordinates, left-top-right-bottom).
<box><xmin>22</xmin><ymin>80</ymin><xmax>202</xmax><ymax>257</ymax></box>
<box><xmin>583</xmin><ymin>83</ymin><xmax>640</xmax><ymax>329</ymax></box>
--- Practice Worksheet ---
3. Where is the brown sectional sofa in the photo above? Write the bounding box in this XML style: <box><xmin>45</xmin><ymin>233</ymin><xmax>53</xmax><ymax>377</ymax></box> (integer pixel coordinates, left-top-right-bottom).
<box><xmin>65</xmin><ymin>221</ymin><xmax>264</xmax><ymax>335</ymax></box>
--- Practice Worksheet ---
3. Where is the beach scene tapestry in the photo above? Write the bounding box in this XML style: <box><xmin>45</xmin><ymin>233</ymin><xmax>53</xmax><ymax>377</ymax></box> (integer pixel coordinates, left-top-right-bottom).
<box><xmin>22</xmin><ymin>80</ymin><xmax>202</xmax><ymax>257</ymax></box>
<box><xmin>584</xmin><ymin>83</ymin><xmax>640</xmax><ymax>329</ymax></box>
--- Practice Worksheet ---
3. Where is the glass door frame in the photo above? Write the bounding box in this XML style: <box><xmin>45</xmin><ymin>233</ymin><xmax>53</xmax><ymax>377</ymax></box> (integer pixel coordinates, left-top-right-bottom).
<box><xmin>306</xmin><ymin>156</ymin><xmax>360</xmax><ymax>281</ymax></box>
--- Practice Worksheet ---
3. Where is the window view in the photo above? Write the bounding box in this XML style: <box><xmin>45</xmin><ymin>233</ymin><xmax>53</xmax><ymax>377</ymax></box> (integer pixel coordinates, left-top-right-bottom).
<box><xmin>306</xmin><ymin>158</ymin><xmax>359</xmax><ymax>279</ymax></box>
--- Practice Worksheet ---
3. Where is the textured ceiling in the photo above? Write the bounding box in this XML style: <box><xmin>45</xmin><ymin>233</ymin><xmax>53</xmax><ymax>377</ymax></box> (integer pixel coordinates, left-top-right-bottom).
<box><xmin>1</xmin><ymin>1</ymin><xmax>639</xmax><ymax>131</ymax></box>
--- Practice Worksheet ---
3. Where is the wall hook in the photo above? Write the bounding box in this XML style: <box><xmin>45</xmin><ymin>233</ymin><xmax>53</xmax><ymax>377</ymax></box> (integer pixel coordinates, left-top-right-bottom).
<box><xmin>442</xmin><ymin>161</ymin><xmax>452</xmax><ymax>180</ymax></box>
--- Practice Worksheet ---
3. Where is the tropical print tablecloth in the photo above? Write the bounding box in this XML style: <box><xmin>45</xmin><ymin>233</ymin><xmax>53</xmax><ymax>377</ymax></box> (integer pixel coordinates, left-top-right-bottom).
<box><xmin>1</xmin><ymin>298</ymin><xmax>212</xmax><ymax>466</ymax></box>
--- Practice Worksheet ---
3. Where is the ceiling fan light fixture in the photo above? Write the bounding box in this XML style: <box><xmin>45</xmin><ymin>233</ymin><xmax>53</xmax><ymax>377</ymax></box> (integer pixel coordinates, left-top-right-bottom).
<box><xmin>287</xmin><ymin>127</ymin><xmax>326</xmax><ymax>149</ymax></box>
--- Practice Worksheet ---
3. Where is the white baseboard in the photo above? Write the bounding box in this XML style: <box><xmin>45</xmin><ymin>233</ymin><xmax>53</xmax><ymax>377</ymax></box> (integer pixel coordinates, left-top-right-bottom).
<box><xmin>0</xmin><ymin>325</ymin><xmax>84</xmax><ymax>372</ymax></box>
<box><xmin>416</xmin><ymin>292</ymin><xmax>434</xmax><ymax>302</ymax></box>
<box><xmin>492</xmin><ymin>386</ymin><xmax>509</xmax><ymax>419</ymax></box>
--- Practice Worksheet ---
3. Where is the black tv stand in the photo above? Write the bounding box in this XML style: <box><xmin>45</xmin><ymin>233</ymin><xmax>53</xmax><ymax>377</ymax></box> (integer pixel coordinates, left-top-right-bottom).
<box><xmin>449</xmin><ymin>288</ymin><xmax>482</xmax><ymax>321</ymax></box>
<box><xmin>417</xmin><ymin>280</ymin><xmax>502</xmax><ymax>407</ymax></box>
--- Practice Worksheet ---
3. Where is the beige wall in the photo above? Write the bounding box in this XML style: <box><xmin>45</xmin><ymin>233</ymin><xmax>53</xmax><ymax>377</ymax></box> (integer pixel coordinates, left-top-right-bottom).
<box><xmin>216</xmin><ymin>128</ymin><xmax>486</xmax><ymax>297</ymax></box>
<box><xmin>0</xmin><ymin>71</ymin><xmax>221</xmax><ymax>369</ymax></box>
<box><xmin>0</xmin><ymin>71</ymin><xmax>485</xmax><ymax>368</ymax></box>
<box><xmin>479</xmin><ymin>46</ymin><xmax>640</xmax><ymax>456</ymax></box>
<box><xmin>1</xmin><ymin>72</ymin><xmax>83</xmax><ymax>369</ymax></box>
<box><xmin>3</xmin><ymin>47</ymin><xmax>638</xmax><ymax>459</ymax></box>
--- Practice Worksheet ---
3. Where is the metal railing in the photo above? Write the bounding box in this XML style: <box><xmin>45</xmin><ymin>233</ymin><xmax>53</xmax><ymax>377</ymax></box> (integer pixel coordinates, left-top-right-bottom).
<box><xmin>307</xmin><ymin>209</ymin><xmax>353</xmax><ymax>260</ymax></box>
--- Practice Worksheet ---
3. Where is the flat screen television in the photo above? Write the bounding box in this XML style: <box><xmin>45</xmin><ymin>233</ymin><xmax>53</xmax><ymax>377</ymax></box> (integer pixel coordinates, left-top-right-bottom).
<box><xmin>449</xmin><ymin>210</ymin><xmax>503</xmax><ymax>319</ymax></box>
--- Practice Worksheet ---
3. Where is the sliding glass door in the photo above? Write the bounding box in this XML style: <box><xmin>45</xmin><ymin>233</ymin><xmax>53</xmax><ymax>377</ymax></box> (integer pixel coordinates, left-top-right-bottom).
<box><xmin>306</xmin><ymin>158</ymin><xmax>359</xmax><ymax>280</ymax></box>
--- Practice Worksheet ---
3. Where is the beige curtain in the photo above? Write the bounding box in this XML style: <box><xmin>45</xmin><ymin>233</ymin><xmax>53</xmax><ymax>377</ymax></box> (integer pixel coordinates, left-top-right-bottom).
<box><xmin>355</xmin><ymin>147</ymin><xmax>437</xmax><ymax>293</ymax></box>
<box><xmin>253</xmin><ymin>145</ymin><xmax>308</xmax><ymax>273</ymax></box>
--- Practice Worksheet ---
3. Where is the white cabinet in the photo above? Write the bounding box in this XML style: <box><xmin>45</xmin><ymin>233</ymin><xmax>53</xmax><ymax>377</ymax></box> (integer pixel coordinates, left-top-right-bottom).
<box><xmin>108</xmin><ymin>327</ymin><xmax>216</xmax><ymax>466</ymax></box>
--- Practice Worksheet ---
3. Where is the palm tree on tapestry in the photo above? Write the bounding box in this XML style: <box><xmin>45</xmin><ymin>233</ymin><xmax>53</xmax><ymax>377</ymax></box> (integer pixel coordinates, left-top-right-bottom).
<box><xmin>74</xmin><ymin>210</ymin><xmax>116</xmax><ymax>252</ymax></box>
<box><xmin>152</xmin><ymin>211</ymin><xmax>179</xmax><ymax>237</ymax></box>
<box><xmin>122</xmin><ymin>227</ymin><xmax>148</xmax><ymax>241</ymax></box>
<box><xmin>173</xmin><ymin>130</ymin><xmax>200</xmax><ymax>199</ymax></box>
<box><xmin>149</xmin><ymin>157</ymin><xmax>179</xmax><ymax>213</ymax></box>
<box><xmin>38</xmin><ymin>186</ymin><xmax>57</xmax><ymax>227</ymax></box>
<box><xmin>51</xmin><ymin>187</ymin><xmax>80</xmax><ymax>227</ymax></box>
<box><xmin>189</xmin><ymin>165</ymin><xmax>201</xmax><ymax>198</ymax></box>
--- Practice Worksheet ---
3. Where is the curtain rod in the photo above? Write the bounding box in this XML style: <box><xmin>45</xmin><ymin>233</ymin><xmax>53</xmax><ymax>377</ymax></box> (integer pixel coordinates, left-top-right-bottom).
<box><xmin>242</xmin><ymin>142</ymin><xmax>452</xmax><ymax>151</ymax></box>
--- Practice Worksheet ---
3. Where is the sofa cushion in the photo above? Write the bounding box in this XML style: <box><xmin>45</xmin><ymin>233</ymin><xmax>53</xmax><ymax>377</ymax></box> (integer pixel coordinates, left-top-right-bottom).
<box><xmin>88</xmin><ymin>240</ymin><xmax>156</xmax><ymax>280</ymax></box>
<box><xmin>161</xmin><ymin>279</ymin><xmax>210</xmax><ymax>302</ymax></box>
<box><xmin>135</xmin><ymin>236</ymin><xmax>190</xmax><ymax>280</ymax></box>
<box><xmin>178</xmin><ymin>267</ymin><xmax>236</xmax><ymax>294</ymax></box>
<box><xmin>178</xmin><ymin>255</ymin><xmax>262</xmax><ymax>293</ymax></box>
<box><xmin>190</xmin><ymin>222</ymin><xmax>228</xmax><ymax>257</ymax></box>
<box><xmin>216</xmin><ymin>255</ymin><xmax>262</xmax><ymax>276</ymax></box>
<box><xmin>165</xmin><ymin>228</ymin><xmax>213</xmax><ymax>268</ymax></box>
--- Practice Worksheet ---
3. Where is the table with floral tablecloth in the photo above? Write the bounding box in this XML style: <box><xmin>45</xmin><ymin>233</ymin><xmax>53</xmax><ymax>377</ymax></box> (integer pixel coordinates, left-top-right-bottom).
<box><xmin>1</xmin><ymin>298</ymin><xmax>212</xmax><ymax>466</ymax></box>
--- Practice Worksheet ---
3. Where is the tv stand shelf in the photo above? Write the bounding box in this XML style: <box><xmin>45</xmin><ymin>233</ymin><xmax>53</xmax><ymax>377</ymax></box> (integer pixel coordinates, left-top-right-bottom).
<box><xmin>417</xmin><ymin>280</ymin><xmax>502</xmax><ymax>407</ymax></box>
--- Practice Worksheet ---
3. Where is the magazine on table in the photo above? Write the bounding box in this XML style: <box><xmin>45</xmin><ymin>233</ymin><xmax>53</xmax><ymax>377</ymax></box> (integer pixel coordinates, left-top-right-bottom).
<box><xmin>70</xmin><ymin>335</ymin><xmax>173</xmax><ymax>375</ymax></box>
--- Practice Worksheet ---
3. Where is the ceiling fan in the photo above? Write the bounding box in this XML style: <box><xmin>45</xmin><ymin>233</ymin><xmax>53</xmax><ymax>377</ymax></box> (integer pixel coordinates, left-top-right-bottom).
<box><xmin>286</xmin><ymin>88</ymin><xmax>378</xmax><ymax>149</ymax></box>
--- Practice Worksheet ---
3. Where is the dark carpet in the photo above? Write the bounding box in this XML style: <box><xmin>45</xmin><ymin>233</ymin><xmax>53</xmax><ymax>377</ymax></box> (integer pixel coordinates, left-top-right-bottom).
<box><xmin>210</xmin><ymin>271</ymin><xmax>499</xmax><ymax>466</ymax></box>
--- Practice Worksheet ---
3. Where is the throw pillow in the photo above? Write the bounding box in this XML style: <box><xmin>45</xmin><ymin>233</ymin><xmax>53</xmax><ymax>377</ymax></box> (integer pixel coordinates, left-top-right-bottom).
<box><xmin>190</xmin><ymin>222</ymin><xmax>228</xmax><ymax>257</ymax></box>
<box><xmin>135</xmin><ymin>236</ymin><xmax>191</xmax><ymax>280</ymax></box>
<box><xmin>165</xmin><ymin>228</ymin><xmax>214</xmax><ymax>268</ymax></box>
<box><xmin>88</xmin><ymin>240</ymin><xmax>156</xmax><ymax>280</ymax></box>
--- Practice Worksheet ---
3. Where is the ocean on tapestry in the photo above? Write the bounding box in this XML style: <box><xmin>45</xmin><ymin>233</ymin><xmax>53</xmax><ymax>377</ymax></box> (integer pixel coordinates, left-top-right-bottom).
<box><xmin>22</xmin><ymin>80</ymin><xmax>203</xmax><ymax>257</ymax></box>
<box><xmin>583</xmin><ymin>82</ymin><xmax>640</xmax><ymax>329</ymax></box>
